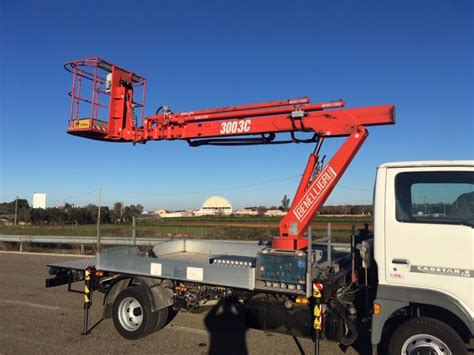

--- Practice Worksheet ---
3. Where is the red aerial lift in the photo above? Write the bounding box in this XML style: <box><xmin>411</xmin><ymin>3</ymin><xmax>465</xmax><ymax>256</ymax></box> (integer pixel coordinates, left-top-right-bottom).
<box><xmin>65</xmin><ymin>57</ymin><xmax>395</xmax><ymax>250</ymax></box>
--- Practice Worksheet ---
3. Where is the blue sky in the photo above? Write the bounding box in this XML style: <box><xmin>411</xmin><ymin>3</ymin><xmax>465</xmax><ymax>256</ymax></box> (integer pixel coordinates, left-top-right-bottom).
<box><xmin>1</xmin><ymin>0</ymin><xmax>472</xmax><ymax>211</ymax></box>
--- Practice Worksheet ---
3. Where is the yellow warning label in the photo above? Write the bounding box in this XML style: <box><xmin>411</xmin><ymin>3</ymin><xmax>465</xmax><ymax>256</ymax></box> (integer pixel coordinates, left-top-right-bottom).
<box><xmin>313</xmin><ymin>304</ymin><xmax>323</xmax><ymax>330</ymax></box>
<box><xmin>84</xmin><ymin>295</ymin><xmax>90</xmax><ymax>303</ymax></box>
<box><xmin>73</xmin><ymin>119</ymin><xmax>91</xmax><ymax>129</ymax></box>
<box><xmin>313</xmin><ymin>289</ymin><xmax>321</xmax><ymax>298</ymax></box>
<box><xmin>313</xmin><ymin>305</ymin><xmax>321</xmax><ymax>317</ymax></box>
<box><xmin>313</xmin><ymin>317</ymin><xmax>322</xmax><ymax>330</ymax></box>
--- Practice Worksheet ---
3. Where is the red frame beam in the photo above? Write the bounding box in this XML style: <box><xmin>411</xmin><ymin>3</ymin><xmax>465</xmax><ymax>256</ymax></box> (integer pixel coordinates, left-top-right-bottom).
<box><xmin>274</xmin><ymin>127</ymin><xmax>368</xmax><ymax>249</ymax></box>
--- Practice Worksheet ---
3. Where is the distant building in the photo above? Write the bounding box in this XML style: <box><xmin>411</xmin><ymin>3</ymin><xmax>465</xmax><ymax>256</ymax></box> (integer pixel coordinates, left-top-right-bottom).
<box><xmin>153</xmin><ymin>209</ymin><xmax>192</xmax><ymax>218</ymax></box>
<box><xmin>265</xmin><ymin>209</ymin><xmax>287</xmax><ymax>217</ymax></box>
<box><xmin>195</xmin><ymin>196</ymin><xmax>233</xmax><ymax>216</ymax></box>
<box><xmin>154</xmin><ymin>209</ymin><xmax>168</xmax><ymax>217</ymax></box>
<box><xmin>233</xmin><ymin>208</ymin><xmax>286</xmax><ymax>217</ymax></box>
<box><xmin>233</xmin><ymin>208</ymin><xmax>258</xmax><ymax>216</ymax></box>
<box><xmin>33</xmin><ymin>193</ymin><xmax>46</xmax><ymax>209</ymax></box>
<box><xmin>150</xmin><ymin>199</ymin><xmax>285</xmax><ymax>218</ymax></box>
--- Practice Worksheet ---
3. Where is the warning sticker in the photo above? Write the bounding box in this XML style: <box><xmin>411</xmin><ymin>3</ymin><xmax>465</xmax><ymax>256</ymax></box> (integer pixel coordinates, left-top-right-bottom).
<box><xmin>73</xmin><ymin>119</ymin><xmax>91</xmax><ymax>129</ymax></box>
<box><xmin>187</xmin><ymin>267</ymin><xmax>204</xmax><ymax>281</ymax></box>
<box><xmin>150</xmin><ymin>263</ymin><xmax>162</xmax><ymax>276</ymax></box>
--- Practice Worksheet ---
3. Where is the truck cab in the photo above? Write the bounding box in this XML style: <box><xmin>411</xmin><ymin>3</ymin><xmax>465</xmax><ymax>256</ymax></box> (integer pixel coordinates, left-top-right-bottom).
<box><xmin>372</xmin><ymin>161</ymin><xmax>474</xmax><ymax>354</ymax></box>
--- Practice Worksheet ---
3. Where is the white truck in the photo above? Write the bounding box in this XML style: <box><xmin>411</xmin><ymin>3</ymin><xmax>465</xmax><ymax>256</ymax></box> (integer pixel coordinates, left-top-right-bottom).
<box><xmin>47</xmin><ymin>160</ymin><xmax>474</xmax><ymax>354</ymax></box>
<box><xmin>370</xmin><ymin>160</ymin><xmax>473</xmax><ymax>354</ymax></box>
<box><xmin>47</xmin><ymin>59</ymin><xmax>473</xmax><ymax>354</ymax></box>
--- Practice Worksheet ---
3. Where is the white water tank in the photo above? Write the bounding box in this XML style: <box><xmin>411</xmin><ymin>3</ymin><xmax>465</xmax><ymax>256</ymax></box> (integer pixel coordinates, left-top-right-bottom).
<box><xmin>33</xmin><ymin>193</ymin><xmax>47</xmax><ymax>209</ymax></box>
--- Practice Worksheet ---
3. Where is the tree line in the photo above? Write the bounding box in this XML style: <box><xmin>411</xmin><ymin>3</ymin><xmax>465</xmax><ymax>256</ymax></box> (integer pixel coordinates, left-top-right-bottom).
<box><xmin>0</xmin><ymin>197</ymin><xmax>373</xmax><ymax>226</ymax></box>
<box><xmin>318</xmin><ymin>205</ymin><xmax>373</xmax><ymax>215</ymax></box>
<box><xmin>0</xmin><ymin>200</ymin><xmax>143</xmax><ymax>225</ymax></box>
<box><xmin>245</xmin><ymin>194</ymin><xmax>373</xmax><ymax>216</ymax></box>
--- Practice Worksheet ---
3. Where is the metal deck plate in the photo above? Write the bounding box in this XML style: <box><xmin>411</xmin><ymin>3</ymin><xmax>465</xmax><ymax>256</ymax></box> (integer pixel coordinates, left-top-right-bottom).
<box><xmin>48</xmin><ymin>258</ymin><xmax>95</xmax><ymax>271</ymax></box>
<box><xmin>158</xmin><ymin>252</ymin><xmax>212</xmax><ymax>264</ymax></box>
<box><xmin>96</xmin><ymin>246</ymin><xmax>257</xmax><ymax>290</ymax></box>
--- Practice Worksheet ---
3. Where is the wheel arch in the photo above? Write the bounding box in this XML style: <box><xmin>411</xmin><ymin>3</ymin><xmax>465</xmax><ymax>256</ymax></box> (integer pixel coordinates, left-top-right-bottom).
<box><xmin>415</xmin><ymin>304</ymin><xmax>471</xmax><ymax>343</ymax></box>
<box><xmin>103</xmin><ymin>275</ymin><xmax>174</xmax><ymax>319</ymax></box>
<box><xmin>371</xmin><ymin>285</ymin><xmax>474</xmax><ymax>345</ymax></box>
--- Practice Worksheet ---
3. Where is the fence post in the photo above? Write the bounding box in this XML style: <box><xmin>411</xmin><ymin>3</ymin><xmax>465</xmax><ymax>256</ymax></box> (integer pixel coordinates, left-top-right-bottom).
<box><xmin>96</xmin><ymin>187</ymin><xmax>102</xmax><ymax>251</ymax></box>
<box><xmin>327</xmin><ymin>222</ymin><xmax>332</xmax><ymax>264</ymax></box>
<box><xmin>14</xmin><ymin>196</ymin><xmax>18</xmax><ymax>226</ymax></box>
<box><xmin>351</xmin><ymin>224</ymin><xmax>356</xmax><ymax>283</ymax></box>
<box><xmin>132</xmin><ymin>216</ymin><xmax>136</xmax><ymax>246</ymax></box>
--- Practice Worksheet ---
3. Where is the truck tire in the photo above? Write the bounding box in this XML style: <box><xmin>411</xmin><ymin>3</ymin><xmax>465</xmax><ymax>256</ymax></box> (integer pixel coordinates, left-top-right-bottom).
<box><xmin>388</xmin><ymin>317</ymin><xmax>466</xmax><ymax>355</ymax></box>
<box><xmin>153</xmin><ymin>306</ymin><xmax>169</xmax><ymax>332</ymax></box>
<box><xmin>112</xmin><ymin>286</ymin><xmax>158</xmax><ymax>340</ymax></box>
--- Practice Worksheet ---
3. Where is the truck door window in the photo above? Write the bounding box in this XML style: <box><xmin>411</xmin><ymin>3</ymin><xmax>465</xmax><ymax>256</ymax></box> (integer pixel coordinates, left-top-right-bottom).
<box><xmin>395</xmin><ymin>171</ymin><xmax>474</xmax><ymax>227</ymax></box>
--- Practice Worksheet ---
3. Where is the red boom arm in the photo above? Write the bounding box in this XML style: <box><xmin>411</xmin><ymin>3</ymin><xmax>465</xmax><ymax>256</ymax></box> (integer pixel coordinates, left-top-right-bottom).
<box><xmin>65</xmin><ymin>58</ymin><xmax>395</xmax><ymax>250</ymax></box>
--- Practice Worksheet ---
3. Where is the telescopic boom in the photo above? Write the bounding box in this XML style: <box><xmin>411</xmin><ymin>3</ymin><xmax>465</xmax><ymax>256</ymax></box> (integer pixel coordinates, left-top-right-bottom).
<box><xmin>65</xmin><ymin>57</ymin><xmax>395</xmax><ymax>250</ymax></box>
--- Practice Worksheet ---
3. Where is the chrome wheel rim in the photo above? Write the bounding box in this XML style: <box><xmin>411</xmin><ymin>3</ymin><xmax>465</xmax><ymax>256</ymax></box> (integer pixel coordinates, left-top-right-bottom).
<box><xmin>118</xmin><ymin>296</ymin><xmax>143</xmax><ymax>332</ymax></box>
<box><xmin>402</xmin><ymin>333</ymin><xmax>451</xmax><ymax>355</ymax></box>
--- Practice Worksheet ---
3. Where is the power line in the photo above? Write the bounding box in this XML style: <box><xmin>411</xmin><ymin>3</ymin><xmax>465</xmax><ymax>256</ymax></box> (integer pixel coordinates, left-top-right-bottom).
<box><xmin>43</xmin><ymin>176</ymin><xmax>372</xmax><ymax>204</ymax></box>
<box><xmin>336</xmin><ymin>185</ymin><xmax>372</xmax><ymax>192</ymax></box>
<box><xmin>102</xmin><ymin>176</ymin><xmax>372</xmax><ymax>196</ymax></box>
<box><xmin>48</xmin><ymin>189</ymin><xmax>100</xmax><ymax>204</ymax></box>
<box><xmin>103</xmin><ymin>175</ymin><xmax>302</xmax><ymax>196</ymax></box>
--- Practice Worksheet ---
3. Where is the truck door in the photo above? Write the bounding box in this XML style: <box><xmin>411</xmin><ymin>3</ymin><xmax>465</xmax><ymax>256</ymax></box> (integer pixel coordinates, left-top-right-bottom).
<box><xmin>384</xmin><ymin>166</ymin><xmax>474</xmax><ymax>317</ymax></box>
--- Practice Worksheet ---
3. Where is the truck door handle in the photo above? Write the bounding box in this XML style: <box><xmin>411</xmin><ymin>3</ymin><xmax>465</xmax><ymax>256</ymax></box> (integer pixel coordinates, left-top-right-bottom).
<box><xmin>392</xmin><ymin>259</ymin><xmax>409</xmax><ymax>265</ymax></box>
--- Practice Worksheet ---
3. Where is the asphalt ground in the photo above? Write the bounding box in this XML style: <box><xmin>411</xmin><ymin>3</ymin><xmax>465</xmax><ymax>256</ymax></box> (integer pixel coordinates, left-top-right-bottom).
<box><xmin>0</xmin><ymin>251</ymin><xmax>358</xmax><ymax>355</ymax></box>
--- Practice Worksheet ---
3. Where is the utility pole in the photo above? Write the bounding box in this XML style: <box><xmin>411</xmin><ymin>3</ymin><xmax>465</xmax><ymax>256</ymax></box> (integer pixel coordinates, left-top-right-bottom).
<box><xmin>132</xmin><ymin>216</ymin><xmax>136</xmax><ymax>246</ymax></box>
<box><xmin>97</xmin><ymin>187</ymin><xmax>102</xmax><ymax>249</ymax></box>
<box><xmin>14</xmin><ymin>196</ymin><xmax>18</xmax><ymax>226</ymax></box>
<box><xmin>327</xmin><ymin>222</ymin><xmax>332</xmax><ymax>264</ymax></box>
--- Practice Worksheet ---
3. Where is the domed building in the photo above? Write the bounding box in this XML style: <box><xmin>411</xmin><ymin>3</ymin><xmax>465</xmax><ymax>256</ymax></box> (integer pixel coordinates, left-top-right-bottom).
<box><xmin>154</xmin><ymin>209</ymin><xmax>168</xmax><ymax>217</ymax></box>
<box><xmin>196</xmin><ymin>196</ymin><xmax>233</xmax><ymax>216</ymax></box>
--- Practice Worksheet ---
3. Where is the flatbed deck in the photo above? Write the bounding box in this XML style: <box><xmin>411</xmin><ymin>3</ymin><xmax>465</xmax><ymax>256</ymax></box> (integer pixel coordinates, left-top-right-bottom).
<box><xmin>48</xmin><ymin>257</ymin><xmax>95</xmax><ymax>271</ymax></box>
<box><xmin>47</xmin><ymin>239</ymin><xmax>350</xmax><ymax>295</ymax></box>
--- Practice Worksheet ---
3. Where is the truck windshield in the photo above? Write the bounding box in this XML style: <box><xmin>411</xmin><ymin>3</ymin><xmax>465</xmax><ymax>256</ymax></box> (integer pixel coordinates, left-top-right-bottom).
<box><xmin>395</xmin><ymin>171</ymin><xmax>474</xmax><ymax>227</ymax></box>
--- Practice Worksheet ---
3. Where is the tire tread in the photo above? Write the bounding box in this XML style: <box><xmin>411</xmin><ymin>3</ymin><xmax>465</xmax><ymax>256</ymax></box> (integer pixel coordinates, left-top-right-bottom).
<box><xmin>388</xmin><ymin>316</ymin><xmax>466</xmax><ymax>355</ymax></box>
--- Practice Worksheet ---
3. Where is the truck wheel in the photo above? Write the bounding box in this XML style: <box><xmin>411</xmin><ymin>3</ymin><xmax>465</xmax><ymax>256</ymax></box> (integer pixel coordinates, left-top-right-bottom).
<box><xmin>153</xmin><ymin>306</ymin><xmax>169</xmax><ymax>332</ymax></box>
<box><xmin>112</xmin><ymin>286</ymin><xmax>158</xmax><ymax>340</ymax></box>
<box><xmin>388</xmin><ymin>317</ymin><xmax>466</xmax><ymax>355</ymax></box>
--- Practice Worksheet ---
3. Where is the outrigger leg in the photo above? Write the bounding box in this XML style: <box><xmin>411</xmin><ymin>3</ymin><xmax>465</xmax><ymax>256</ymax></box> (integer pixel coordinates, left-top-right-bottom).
<box><xmin>82</xmin><ymin>267</ymin><xmax>94</xmax><ymax>335</ymax></box>
<box><xmin>312</xmin><ymin>281</ymin><xmax>324</xmax><ymax>355</ymax></box>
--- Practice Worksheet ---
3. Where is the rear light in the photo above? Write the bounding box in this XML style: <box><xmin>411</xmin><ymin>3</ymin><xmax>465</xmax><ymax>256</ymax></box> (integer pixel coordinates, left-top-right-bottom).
<box><xmin>295</xmin><ymin>297</ymin><xmax>309</xmax><ymax>304</ymax></box>
<box><xmin>374</xmin><ymin>303</ymin><xmax>381</xmax><ymax>315</ymax></box>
